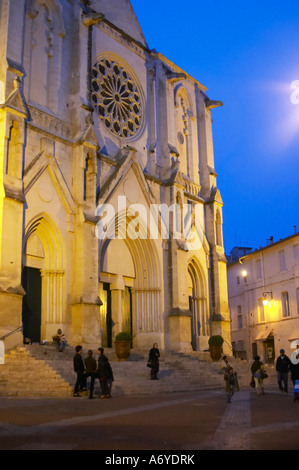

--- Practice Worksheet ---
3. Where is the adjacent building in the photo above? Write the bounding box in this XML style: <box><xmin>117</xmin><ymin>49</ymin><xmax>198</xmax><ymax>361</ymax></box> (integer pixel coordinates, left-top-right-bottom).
<box><xmin>228</xmin><ymin>232</ymin><xmax>299</xmax><ymax>363</ymax></box>
<box><xmin>0</xmin><ymin>0</ymin><xmax>231</xmax><ymax>352</ymax></box>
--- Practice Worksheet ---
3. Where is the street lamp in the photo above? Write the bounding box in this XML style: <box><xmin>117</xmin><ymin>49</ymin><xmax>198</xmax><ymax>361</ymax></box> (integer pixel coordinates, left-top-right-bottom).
<box><xmin>263</xmin><ymin>291</ymin><xmax>273</xmax><ymax>306</ymax></box>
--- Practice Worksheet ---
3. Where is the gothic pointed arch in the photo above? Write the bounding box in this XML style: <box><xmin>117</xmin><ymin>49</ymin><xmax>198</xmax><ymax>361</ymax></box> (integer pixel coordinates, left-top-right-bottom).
<box><xmin>99</xmin><ymin>208</ymin><xmax>161</xmax><ymax>345</ymax></box>
<box><xmin>25</xmin><ymin>0</ymin><xmax>66</xmax><ymax>113</ymax></box>
<box><xmin>174</xmin><ymin>85</ymin><xmax>194</xmax><ymax>178</ymax></box>
<box><xmin>188</xmin><ymin>256</ymin><xmax>209</xmax><ymax>350</ymax></box>
<box><xmin>23</xmin><ymin>214</ymin><xmax>66</xmax><ymax>330</ymax></box>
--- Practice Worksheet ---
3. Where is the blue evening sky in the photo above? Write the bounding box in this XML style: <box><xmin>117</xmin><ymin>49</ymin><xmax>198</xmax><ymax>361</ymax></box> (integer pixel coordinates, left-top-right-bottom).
<box><xmin>131</xmin><ymin>0</ymin><xmax>299</xmax><ymax>254</ymax></box>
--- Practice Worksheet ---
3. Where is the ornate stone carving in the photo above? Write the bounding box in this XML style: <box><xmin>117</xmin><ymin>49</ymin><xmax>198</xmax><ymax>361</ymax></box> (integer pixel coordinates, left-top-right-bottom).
<box><xmin>91</xmin><ymin>58</ymin><xmax>143</xmax><ymax>139</ymax></box>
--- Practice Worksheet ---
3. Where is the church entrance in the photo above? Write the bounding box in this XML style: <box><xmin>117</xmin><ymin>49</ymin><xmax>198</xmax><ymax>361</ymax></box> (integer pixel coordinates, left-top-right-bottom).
<box><xmin>100</xmin><ymin>283</ymin><xmax>112</xmax><ymax>347</ymax></box>
<box><xmin>188</xmin><ymin>258</ymin><xmax>208</xmax><ymax>351</ymax></box>
<box><xmin>99</xmin><ymin>282</ymin><xmax>132</xmax><ymax>348</ymax></box>
<box><xmin>99</xmin><ymin>227</ymin><xmax>161</xmax><ymax>349</ymax></box>
<box><xmin>22</xmin><ymin>266</ymin><xmax>42</xmax><ymax>343</ymax></box>
<box><xmin>122</xmin><ymin>286</ymin><xmax>133</xmax><ymax>347</ymax></box>
<box><xmin>189</xmin><ymin>293</ymin><xmax>199</xmax><ymax>351</ymax></box>
<box><xmin>264</xmin><ymin>337</ymin><xmax>275</xmax><ymax>364</ymax></box>
<box><xmin>23</xmin><ymin>215</ymin><xmax>65</xmax><ymax>343</ymax></box>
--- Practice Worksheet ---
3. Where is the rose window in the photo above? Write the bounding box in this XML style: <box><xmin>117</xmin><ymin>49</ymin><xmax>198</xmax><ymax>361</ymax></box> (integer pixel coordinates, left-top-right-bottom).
<box><xmin>91</xmin><ymin>59</ymin><xmax>143</xmax><ymax>139</ymax></box>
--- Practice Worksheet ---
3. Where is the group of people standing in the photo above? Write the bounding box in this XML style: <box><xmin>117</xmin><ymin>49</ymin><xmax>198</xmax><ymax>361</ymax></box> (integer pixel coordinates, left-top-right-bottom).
<box><xmin>223</xmin><ymin>347</ymin><xmax>299</xmax><ymax>404</ymax></box>
<box><xmin>251</xmin><ymin>348</ymin><xmax>299</xmax><ymax>396</ymax></box>
<box><xmin>73</xmin><ymin>343</ymin><xmax>161</xmax><ymax>399</ymax></box>
<box><xmin>73</xmin><ymin>346</ymin><xmax>114</xmax><ymax>399</ymax></box>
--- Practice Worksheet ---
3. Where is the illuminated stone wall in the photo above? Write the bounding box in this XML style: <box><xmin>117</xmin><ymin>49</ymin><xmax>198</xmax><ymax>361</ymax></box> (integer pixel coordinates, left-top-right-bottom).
<box><xmin>0</xmin><ymin>0</ymin><xmax>231</xmax><ymax>353</ymax></box>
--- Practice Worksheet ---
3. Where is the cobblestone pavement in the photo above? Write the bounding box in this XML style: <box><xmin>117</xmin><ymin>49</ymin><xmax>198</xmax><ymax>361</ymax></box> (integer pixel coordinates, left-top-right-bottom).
<box><xmin>0</xmin><ymin>385</ymin><xmax>299</xmax><ymax>450</ymax></box>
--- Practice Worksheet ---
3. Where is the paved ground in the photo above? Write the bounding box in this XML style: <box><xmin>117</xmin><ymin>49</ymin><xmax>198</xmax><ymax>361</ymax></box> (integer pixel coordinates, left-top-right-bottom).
<box><xmin>0</xmin><ymin>384</ymin><xmax>299</xmax><ymax>452</ymax></box>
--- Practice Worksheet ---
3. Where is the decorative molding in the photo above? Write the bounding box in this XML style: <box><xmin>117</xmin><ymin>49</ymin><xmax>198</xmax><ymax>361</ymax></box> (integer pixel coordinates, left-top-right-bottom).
<box><xmin>28</xmin><ymin>106</ymin><xmax>71</xmax><ymax>141</ymax></box>
<box><xmin>96</xmin><ymin>21</ymin><xmax>148</xmax><ymax>61</ymax></box>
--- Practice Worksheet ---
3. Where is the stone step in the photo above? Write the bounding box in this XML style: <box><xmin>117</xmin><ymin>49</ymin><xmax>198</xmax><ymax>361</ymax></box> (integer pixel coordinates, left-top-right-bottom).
<box><xmin>0</xmin><ymin>345</ymin><xmax>279</xmax><ymax>398</ymax></box>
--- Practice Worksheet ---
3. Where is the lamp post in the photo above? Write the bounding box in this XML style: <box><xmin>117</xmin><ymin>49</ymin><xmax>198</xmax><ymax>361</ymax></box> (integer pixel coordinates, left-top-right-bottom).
<box><xmin>262</xmin><ymin>291</ymin><xmax>273</xmax><ymax>306</ymax></box>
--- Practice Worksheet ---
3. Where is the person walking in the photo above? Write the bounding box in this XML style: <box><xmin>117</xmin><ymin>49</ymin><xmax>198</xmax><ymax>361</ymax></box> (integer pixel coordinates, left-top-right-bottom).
<box><xmin>276</xmin><ymin>348</ymin><xmax>292</xmax><ymax>393</ymax></box>
<box><xmin>251</xmin><ymin>355</ymin><xmax>265</xmax><ymax>395</ymax></box>
<box><xmin>84</xmin><ymin>350</ymin><xmax>97</xmax><ymax>399</ymax></box>
<box><xmin>73</xmin><ymin>345</ymin><xmax>86</xmax><ymax>397</ymax></box>
<box><xmin>97</xmin><ymin>347</ymin><xmax>113</xmax><ymax>398</ymax></box>
<box><xmin>105</xmin><ymin>359</ymin><xmax>114</xmax><ymax>398</ymax></box>
<box><xmin>148</xmin><ymin>343</ymin><xmax>160</xmax><ymax>380</ymax></box>
<box><xmin>223</xmin><ymin>366</ymin><xmax>237</xmax><ymax>403</ymax></box>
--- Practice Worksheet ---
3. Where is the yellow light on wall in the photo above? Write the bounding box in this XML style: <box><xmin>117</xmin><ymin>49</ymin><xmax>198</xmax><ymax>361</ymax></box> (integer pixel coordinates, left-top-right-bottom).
<box><xmin>241</xmin><ymin>270</ymin><xmax>247</xmax><ymax>277</ymax></box>
<box><xmin>263</xmin><ymin>291</ymin><xmax>273</xmax><ymax>306</ymax></box>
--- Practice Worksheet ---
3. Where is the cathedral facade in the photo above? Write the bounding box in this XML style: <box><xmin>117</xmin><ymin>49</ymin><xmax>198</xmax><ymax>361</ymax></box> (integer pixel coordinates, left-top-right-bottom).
<box><xmin>0</xmin><ymin>0</ymin><xmax>231</xmax><ymax>352</ymax></box>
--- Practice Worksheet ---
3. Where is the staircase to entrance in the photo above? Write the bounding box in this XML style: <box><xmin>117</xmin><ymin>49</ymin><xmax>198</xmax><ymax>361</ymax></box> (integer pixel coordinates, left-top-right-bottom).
<box><xmin>0</xmin><ymin>345</ymin><xmax>277</xmax><ymax>398</ymax></box>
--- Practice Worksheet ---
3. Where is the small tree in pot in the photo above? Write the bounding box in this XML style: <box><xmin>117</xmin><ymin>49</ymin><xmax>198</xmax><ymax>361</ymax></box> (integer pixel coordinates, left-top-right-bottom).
<box><xmin>208</xmin><ymin>335</ymin><xmax>224</xmax><ymax>361</ymax></box>
<box><xmin>115</xmin><ymin>331</ymin><xmax>131</xmax><ymax>361</ymax></box>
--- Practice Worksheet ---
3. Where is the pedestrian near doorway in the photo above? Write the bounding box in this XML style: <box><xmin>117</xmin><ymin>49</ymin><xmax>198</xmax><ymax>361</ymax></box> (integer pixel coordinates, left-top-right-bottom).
<box><xmin>148</xmin><ymin>343</ymin><xmax>160</xmax><ymax>380</ymax></box>
<box><xmin>276</xmin><ymin>349</ymin><xmax>292</xmax><ymax>394</ymax></box>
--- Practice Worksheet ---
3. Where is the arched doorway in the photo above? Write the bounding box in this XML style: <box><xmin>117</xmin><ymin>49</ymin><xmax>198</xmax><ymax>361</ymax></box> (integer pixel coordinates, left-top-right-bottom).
<box><xmin>99</xmin><ymin>211</ymin><xmax>161</xmax><ymax>348</ymax></box>
<box><xmin>22</xmin><ymin>215</ymin><xmax>65</xmax><ymax>343</ymax></box>
<box><xmin>188</xmin><ymin>258</ymin><xmax>209</xmax><ymax>351</ymax></box>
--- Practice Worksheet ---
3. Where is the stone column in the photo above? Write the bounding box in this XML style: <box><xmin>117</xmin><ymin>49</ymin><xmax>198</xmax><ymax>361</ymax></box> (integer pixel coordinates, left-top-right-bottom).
<box><xmin>0</xmin><ymin>97</ymin><xmax>27</xmax><ymax>349</ymax></box>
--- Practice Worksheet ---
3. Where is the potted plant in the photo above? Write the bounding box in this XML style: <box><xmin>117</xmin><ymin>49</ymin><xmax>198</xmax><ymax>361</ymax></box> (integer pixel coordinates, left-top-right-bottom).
<box><xmin>114</xmin><ymin>331</ymin><xmax>131</xmax><ymax>361</ymax></box>
<box><xmin>208</xmin><ymin>335</ymin><xmax>224</xmax><ymax>361</ymax></box>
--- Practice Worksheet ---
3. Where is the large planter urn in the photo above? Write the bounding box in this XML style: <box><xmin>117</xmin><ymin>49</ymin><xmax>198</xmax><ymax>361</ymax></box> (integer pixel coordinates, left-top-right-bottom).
<box><xmin>208</xmin><ymin>335</ymin><xmax>224</xmax><ymax>361</ymax></box>
<box><xmin>114</xmin><ymin>331</ymin><xmax>131</xmax><ymax>361</ymax></box>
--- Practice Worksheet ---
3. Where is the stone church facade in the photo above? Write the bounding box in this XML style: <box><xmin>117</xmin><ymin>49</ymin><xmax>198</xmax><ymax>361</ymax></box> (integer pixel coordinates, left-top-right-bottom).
<box><xmin>0</xmin><ymin>0</ymin><xmax>231</xmax><ymax>352</ymax></box>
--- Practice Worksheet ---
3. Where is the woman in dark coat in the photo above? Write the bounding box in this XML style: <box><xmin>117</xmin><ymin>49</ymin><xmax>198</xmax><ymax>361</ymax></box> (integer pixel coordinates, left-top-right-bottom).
<box><xmin>148</xmin><ymin>343</ymin><xmax>160</xmax><ymax>380</ymax></box>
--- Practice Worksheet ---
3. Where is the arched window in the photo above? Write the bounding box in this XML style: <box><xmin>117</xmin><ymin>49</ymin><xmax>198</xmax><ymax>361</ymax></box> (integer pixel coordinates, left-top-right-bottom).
<box><xmin>174</xmin><ymin>86</ymin><xmax>193</xmax><ymax>178</ymax></box>
<box><xmin>25</xmin><ymin>0</ymin><xmax>66</xmax><ymax>113</ymax></box>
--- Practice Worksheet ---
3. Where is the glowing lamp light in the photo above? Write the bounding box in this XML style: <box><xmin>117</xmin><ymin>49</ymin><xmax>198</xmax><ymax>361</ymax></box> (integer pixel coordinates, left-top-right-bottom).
<box><xmin>241</xmin><ymin>270</ymin><xmax>247</xmax><ymax>277</ymax></box>
<box><xmin>263</xmin><ymin>291</ymin><xmax>273</xmax><ymax>306</ymax></box>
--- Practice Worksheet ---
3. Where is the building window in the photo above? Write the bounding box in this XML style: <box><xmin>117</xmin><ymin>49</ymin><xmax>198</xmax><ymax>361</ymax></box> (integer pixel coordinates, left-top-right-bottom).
<box><xmin>258</xmin><ymin>298</ymin><xmax>265</xmax><ymax>322</ymax></box>
<box><xmin>296</xmin><ymin>288</ymin><xmax>299</xmax><ymax>315</ymax></box>
<box><xmin>91</xmin><ymin>58</ymin><xmax>143</xmax><ymax>139</ymax></box>
<box><xmin>256</xmin><ymin>259</ymin><xmax>262</xmax><ymax>280</ymax></box>
<box><xmin>279</xmin><ymin>250</ymin><xmax>286</xmax><ymax>271</ymax></box>
<box><xmin>237</xmin><ymin>305</ymin><xmax>243</xmax><ymax>329</ymax></box>
<box><xmin>294</xmin><ymin>245</ymin><xmax>299</xmax><ymax>266</ymax></box>
<box><xmin>236</xmin><ymin>276</ymin><xmax>240</xmax><ymax>285</ymax></box>
<box><xmin>281</xmin><ymin>291</ymin><xmax>290</xmax><ymax>318</ymax></box>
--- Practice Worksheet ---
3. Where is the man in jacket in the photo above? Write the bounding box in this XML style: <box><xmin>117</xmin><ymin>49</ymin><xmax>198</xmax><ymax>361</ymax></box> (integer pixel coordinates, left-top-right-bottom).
<box><xmin>97</xmin><ymin>347</ymin><xmax>113</xmax><ymax>398</ymax></box>
<box><xmin>73</xmin><ymin>345</ymin><xmax>86</xmax><ymax>397</ymax></box>
<box><xmin>276</xmin><ymin>348</ymin><xmax>292</xmax><ymax>393</ymax></box>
